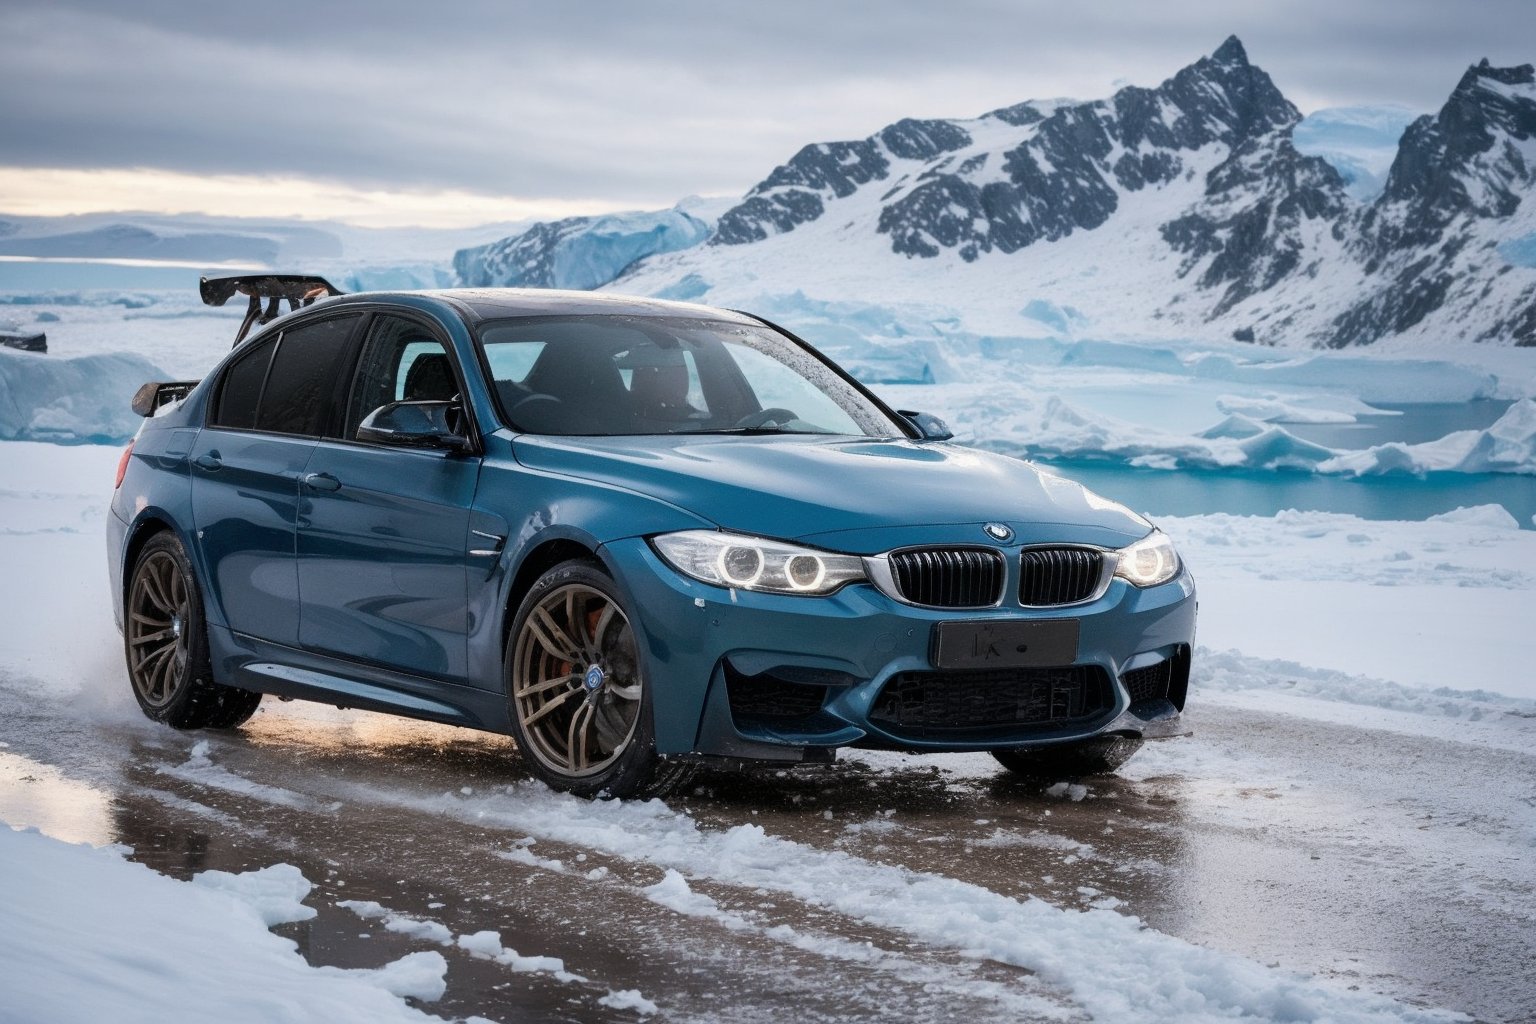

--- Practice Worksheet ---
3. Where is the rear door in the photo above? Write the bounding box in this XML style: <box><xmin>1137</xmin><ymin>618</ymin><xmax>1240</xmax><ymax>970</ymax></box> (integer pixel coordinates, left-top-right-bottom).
<box><xmin>296</xmin><ymin>313</ymin><xmax>481</xmax><ymax>680</ymax></box>
<box><xmin>191</xmin><ymin>314</ymin><xmax>362</xmax><ymax>644</ymax></box>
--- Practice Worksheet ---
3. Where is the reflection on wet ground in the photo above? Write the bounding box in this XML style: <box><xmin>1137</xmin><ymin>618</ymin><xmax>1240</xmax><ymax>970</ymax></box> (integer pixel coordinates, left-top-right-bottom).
<box><xmin>2</xmin><ymin>683</ymin><xmax>1534</xmax><ymax>1023</ymax></box>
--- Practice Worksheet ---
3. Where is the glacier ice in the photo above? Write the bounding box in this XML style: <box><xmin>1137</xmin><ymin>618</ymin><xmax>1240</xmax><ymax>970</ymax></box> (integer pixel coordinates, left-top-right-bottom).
<box><xmin>1291</xmin><ymin>106</ymin><xmax>1421</xmax><ymax>201</ymax></box>
<box><xmin>455</xmin><ymin>207</ymin><xmax>710</xmax><ymax>290</ymax></box>
<box><xmin>0</xmin><ymin>348</ymin><xmax>167</xmax><ymax>444</ymax></box>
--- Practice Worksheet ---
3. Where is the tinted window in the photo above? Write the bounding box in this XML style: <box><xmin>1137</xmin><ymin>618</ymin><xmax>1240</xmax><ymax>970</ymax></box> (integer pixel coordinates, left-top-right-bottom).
<box><xmin>211</xmin><ymin>335</ymin><xmax>276</xmax><ymax>430</ymax></box>
<box><xmin>257</xmin><ymin>316</ymin><xmax>359</xmax><ymax>437</ymax></box>
<box><xmin>345</xmin><ymin>317</ymin><xmax>457</xmax><ymax>439</ymax></box>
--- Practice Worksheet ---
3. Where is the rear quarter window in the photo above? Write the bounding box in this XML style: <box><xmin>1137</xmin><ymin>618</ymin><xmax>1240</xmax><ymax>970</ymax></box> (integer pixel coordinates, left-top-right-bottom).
<box><xmin>211</xmin><ymin>335</ymin><xmax>276</xmax><ymax>430</ymax></box>
<box><xmin>255</xmin><ymin>316</ymin><xmax>359</xmax><ymax>436</ymax></box>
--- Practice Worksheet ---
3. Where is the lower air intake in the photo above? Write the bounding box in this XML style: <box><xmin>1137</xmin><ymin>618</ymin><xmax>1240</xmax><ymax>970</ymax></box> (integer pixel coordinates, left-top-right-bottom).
<box><xmin>869</xmin><ymin>665</ymin><xmax>1113</xmax><ymax>738</ymax></box>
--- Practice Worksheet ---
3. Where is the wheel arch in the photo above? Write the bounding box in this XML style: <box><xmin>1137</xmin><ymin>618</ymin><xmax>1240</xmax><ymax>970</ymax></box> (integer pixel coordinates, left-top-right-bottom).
<box><xmin>499</xmin><ymin>535</ymin><xmax>613</xmax><ymax>656</ymax></box>
<box><xmin>120</xmin><ymin>512</ymin><xmax>179</xmax><ymax>604</ymax></box>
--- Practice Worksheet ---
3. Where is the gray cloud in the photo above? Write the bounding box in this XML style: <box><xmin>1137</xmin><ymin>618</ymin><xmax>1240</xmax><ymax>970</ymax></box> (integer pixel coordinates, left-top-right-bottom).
<box><xmin>2</xmin><ymin>0</ymin><xmax>1530</xmax><ymax>206</ymax></box>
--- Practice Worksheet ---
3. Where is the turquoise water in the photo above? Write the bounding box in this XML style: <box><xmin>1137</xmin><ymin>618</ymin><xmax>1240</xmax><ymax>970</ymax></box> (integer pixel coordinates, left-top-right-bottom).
<box><xmin>1048</xmin><ymin>401</ymin><xmax>1535</xmax><ymax>530</ymax></box>
<box><xmin>1057</xmin><ymin>461</ymin><xmax>1535</xmax><ymax>529</ymax></box>
<box><xmin>1282</xmin><ymin>401</ymin><xmax>1512</xmax><ymax>447</ymax></box>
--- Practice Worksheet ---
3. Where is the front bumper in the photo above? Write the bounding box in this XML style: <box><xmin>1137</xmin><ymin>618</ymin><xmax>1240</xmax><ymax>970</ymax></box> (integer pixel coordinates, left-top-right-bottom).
<box><xmin>603</xmin><ymin>537</ymin><xmax>1197</xmax><ymax>760</ymax></box>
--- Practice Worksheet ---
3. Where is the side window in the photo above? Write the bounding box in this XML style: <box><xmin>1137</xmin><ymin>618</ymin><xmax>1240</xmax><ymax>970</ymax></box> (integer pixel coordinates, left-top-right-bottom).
<box><xmin>255</xmin><ymin>316</ymin><xmax>360</xmax><ymax>437</ymax></box>
<box><xmin>345</xmin><ymin>317</ymin><xmax>457</xmax><ymax>440</ymax></box>
<box><xmin>211</xmin><ymin>335</ymin><xmax>277</xmax><ymax>430</ymax></box>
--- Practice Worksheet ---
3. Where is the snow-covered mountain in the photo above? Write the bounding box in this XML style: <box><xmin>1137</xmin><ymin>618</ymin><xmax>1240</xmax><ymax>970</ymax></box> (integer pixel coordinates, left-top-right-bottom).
<box><xmin>460</xmin><ymin>37</ymin><xmax>1536</xmax><ymax>348</ymax></box>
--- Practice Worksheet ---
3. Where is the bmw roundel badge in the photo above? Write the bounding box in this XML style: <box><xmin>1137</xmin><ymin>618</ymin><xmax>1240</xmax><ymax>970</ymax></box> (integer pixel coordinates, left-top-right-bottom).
<box><xmin>984</xmin><ymin>522</ymin><xmax>1013</xmax><ymax>542</ymax></box>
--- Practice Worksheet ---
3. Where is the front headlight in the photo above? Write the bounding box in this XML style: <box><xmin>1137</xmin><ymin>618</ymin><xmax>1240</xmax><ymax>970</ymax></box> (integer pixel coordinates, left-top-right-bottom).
<box><xmin>652</xmin><ymin>531</ymin><xmax>866</xmax><ymax>596</ymax></box>
<box><xmin>1113</xmin><ymin>530</ymin><xmax>1181</xmax><ymax>587</ymax></box>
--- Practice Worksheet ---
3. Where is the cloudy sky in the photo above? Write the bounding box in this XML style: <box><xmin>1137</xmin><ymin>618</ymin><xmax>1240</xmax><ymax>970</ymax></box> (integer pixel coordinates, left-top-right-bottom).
<box><xmin>2</xmin><ymin>0</ymin><xmax>1530</xmax><ymax>226</ymax></box>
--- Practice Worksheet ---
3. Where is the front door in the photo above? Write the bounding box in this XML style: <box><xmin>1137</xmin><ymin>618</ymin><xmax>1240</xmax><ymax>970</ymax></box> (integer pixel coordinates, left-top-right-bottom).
<box><xmin>296</xmin><ymin>315</ymin><xmax>480</xmax><ymax>680</ymax></box>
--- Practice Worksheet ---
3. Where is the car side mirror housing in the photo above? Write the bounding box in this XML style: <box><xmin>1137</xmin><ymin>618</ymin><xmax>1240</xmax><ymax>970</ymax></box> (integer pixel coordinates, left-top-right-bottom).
<box><xmin>897</xmin><ymin>409</ymin><xmax>954</xmax><ymax>441</ymax></box>
<box><xmin>356</xmin><ymin>400</ymin><xmax>471</xmax><ymax>452</ymax></box>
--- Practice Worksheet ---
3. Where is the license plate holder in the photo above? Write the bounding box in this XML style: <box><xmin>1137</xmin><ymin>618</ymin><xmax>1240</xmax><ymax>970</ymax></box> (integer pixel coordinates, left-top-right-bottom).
<box><xmin>933</xmin><ymin>619</ymin><xmax>1080</xmax><ymax>670</ymax></box>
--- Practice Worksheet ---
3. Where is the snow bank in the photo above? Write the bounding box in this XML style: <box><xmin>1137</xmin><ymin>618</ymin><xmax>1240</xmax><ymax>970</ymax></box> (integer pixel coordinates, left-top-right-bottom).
<box><xmin>0</xmin><ymin>826</ymin><xmax>449</xmax><ymax>1023</ymax></box>
<box><xmin>1162</xmin><ymin>508</ymin><xmax>1536</xmax><ymax>699</ymax></box>
<box><xmin>0</xmin><ymin>347</ymin><xmax>167</xmax><ymax>444</ymax></box>
<box><xmin>1194</xmin><ymin>647</ymin><xmax>1536</xmax><ymax>726</ymax></box>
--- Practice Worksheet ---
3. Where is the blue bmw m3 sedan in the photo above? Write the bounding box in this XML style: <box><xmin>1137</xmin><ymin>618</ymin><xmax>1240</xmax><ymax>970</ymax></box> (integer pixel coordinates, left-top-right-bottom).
<box><xmin>107</xmin><ymin>277</ymin><xmax>1196</xmax><ymax>798</ymax></box>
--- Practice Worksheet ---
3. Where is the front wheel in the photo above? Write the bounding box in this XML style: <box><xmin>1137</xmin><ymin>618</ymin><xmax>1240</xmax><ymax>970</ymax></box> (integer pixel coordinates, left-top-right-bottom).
<box><xmin>124</xmin><ymin>532</ymin><xmax>262</xmax><ymax>730</ymax></box>
<box><xmin>506</xmin><ymin>559</ymin><xmax>693</xmax><ymax>799</ymax></box>
<box><xmin>991</xmin><ymin>736</ymin><xmax>1143</xmax><ymax>780</ymax></box>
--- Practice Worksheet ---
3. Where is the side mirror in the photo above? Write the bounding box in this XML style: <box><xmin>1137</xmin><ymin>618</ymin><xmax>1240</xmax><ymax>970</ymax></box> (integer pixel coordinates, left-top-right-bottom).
<box><xmin>897</xmin><ymin>409</ymin><xmax>953</xmax><ymax>442</ymax></box>
<box><xmin>356</xmin><ymin>400</ymin><xmax>471</xmax><ymax>452</ymax></box>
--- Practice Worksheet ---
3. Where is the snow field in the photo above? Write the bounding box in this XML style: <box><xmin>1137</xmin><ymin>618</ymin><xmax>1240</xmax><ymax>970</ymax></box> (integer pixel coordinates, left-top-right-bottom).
<box><xmin>0</xmin><ymin>824</ymin><xmax>450</xmax><ymax>1023</ymax></box>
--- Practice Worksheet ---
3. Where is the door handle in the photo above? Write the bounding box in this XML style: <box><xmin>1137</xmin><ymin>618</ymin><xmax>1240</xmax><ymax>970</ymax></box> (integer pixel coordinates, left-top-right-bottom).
<box><xmin>302</xmin><ymin>472</ymin><xmax>341</xmax><ymax>492</ymax></box>
<box><xmin>193</xmin><ymin>453</ymin><xmax>222</xmax><ymax>471</ymax></box>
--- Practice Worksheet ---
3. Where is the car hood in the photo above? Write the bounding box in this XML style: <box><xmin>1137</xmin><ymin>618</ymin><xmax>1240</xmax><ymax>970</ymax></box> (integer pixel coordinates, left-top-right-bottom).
<box><xmin>511</xmin><ymin>434</ymin><xmax>1152</xmax><ymax>553</ymax></box>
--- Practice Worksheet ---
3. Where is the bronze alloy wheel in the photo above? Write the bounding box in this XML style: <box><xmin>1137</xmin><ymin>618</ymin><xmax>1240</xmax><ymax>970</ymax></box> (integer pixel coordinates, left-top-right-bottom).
<box><xmin>123</xmin><ymin>533</ymin><xmax>262</xmax><ymax>730</ymax></box>
<box><xmin>512</xmin><ymin>582</ymin><xmax>643</xmax><ymax>780</ymax></box>
<box><xmin>127</xmin><ymin>549</ymin><xmax>192</xmax><ymax>708</ymax></box>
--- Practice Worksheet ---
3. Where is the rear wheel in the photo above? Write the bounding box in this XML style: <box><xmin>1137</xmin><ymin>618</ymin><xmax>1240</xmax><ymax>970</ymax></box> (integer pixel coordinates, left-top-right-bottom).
<box><xmin>125</xmin><ymin>532</ymin><xmax>261</xmax><ymax>730</ymax></box>
<box><xmin>506</xmin><ymin>559</ymin><xmax>693</xmax><ymax>799</ymax></box>
<box><xmin>991</xmin><ymin>736</ymin><xmax>1143</xmax><ymax>780</ymax></box>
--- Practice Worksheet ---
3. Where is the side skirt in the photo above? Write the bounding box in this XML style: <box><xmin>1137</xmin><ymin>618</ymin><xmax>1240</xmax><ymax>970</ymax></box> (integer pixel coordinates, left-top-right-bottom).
<box><xmin>208</xmin><ymin>625</ymin><xmax>512</xmax><ymax>733</ymax></box>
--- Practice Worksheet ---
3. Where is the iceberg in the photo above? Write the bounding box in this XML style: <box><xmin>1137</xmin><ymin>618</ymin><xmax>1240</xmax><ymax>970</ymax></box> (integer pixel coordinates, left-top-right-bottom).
<box><xmin>454</xmin><ymin>207</ymin><xmax>711</xmax><ymax>290</ymax></box>
<box><xmin>1319</xmin><ymin>399</ymin><xmax>1536</xmax><ymax>476</ymax></box>
<box><xmin>0</xmin><ymin>348</ymin><xmax>166</xmax><ymax>444</ymax></box>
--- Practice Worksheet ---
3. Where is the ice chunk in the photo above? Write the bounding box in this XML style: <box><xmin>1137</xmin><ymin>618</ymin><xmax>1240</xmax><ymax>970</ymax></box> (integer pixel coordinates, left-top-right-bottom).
<box><xmin>191</xmin><ymin>863</ymin><xmax>316</xmax><ymax>927</ymax></box>
<box><xmin>1427</xmin><ymin>505</ymin><xmax>1520</xmax><ymax>530</ymax></box>
<box><xmin>319</xmin><ymin>951</ymin><xmax>447</xmax><ymax>1002</ymax></box>
<box><xmin>599</xmin><ymin>990</ymin><xmax>659</xmax><ymax>1015</ymax></box>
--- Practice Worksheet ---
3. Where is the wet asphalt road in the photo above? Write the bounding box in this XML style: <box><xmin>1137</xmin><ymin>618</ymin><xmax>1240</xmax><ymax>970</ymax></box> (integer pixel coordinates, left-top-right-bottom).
<box><xmin>1</xmin><ymin>678</ymin><xmax>1533</xmax><ymax>1024</ymax></box>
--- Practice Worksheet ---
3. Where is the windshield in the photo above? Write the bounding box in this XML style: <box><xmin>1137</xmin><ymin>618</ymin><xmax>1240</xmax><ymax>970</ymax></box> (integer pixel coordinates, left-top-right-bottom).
<box><xmin>476</xmin><ymin>315</ymin><xmax>907</xmax><ymax>437</ymax></box>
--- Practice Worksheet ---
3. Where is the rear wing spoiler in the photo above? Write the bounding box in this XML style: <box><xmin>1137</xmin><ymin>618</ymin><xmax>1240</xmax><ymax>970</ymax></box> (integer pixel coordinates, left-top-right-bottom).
<box><xmin>131</xmin><ymin>380</ymin><xmax>199</xmax><ymax>417</ymax></box>
<box><xmin>200</xmin><ymin>274</ymin><xmax>344</xmax><ymax>347</ymax></box>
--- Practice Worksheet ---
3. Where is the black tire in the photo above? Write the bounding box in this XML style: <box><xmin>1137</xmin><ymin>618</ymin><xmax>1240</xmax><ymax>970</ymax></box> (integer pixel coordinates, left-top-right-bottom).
<box><xmin>124</xmin><ymin>532</ymin><xmax>262</xmax><ymax>730</ymax></box>
<box><xmin>505</xmin><ymin>559</ymin><xmax>693</xmax><ymax>799</ymax></box>
<box><xmin>991</xmin><ymin>736</ymin><xmax>1143</xmax><ymax>780</ymax></box>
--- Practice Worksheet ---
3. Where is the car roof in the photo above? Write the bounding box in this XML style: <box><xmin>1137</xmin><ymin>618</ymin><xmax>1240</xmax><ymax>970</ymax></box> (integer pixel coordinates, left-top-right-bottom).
<box><xmin>323</xmin><ymin>288</ymin><xmax>761</xmax><ymax>327</ymax></box>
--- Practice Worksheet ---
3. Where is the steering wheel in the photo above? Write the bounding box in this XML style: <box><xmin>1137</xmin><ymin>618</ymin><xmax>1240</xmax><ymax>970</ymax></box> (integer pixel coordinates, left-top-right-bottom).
<box><xmin>734</xmin><ymin>407</ymin><xmax>799</xmax><ymax>429</ymax></box>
